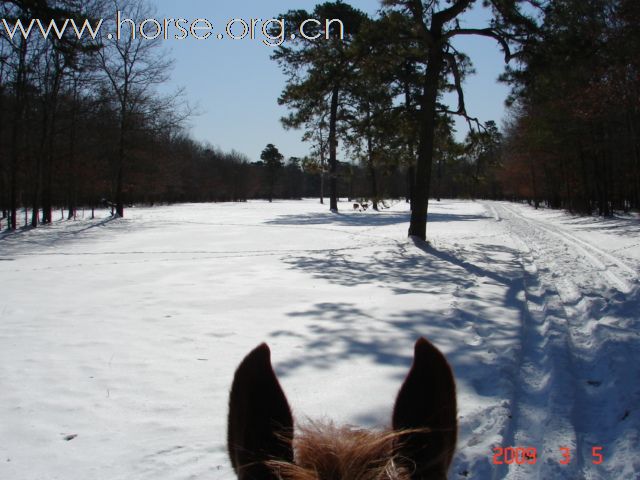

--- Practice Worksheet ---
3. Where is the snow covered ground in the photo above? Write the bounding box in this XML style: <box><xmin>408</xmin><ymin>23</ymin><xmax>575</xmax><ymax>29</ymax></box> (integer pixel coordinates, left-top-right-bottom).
<box><xmin>0</xmin><ymin>199</ymin><xmax>638</xmax><ymax>479</ymax></box>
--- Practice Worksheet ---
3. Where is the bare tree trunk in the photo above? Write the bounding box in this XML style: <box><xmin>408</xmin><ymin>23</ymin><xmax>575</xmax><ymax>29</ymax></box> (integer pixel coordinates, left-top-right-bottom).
<box><xmin>408</xmin><ymin>47</ymin><xmax>444</xmax><ymax>240</ymax></box>
<box><xmin>366</xmin><ymin>133</ymin><xmax>379</xmax><ymax>212</ymax></box>
<box><xmin>348</xmin><ymin>165</ymin><xmax>354</xmax><ymax>201</ymax></box>
<box><xmin>10</xmin><ymin>38</ymin><xmax>28</xmax><ymax>230</ymax></box>
<box><xmin>32</xmin><ymin>98</ymin><xmax>50</xmax><ymax>228</ymax></box>
<box><xmin>43</xmin><ymin>137</ymin><xmax>54</xmax><ymax>224</ymax></box>
<box><xmin>529</xmin><ymin>158</ymin><xmax>539</xmax><ymax>209</ymax></box>
<box><xmin>328</xmin><ymin>84</ymin><xmax>340</xmax><ymax>212</ymax></box>
<box><xmin>115</xmin><ymin>103</ymin><xmax>127</xmax><ymax>218</ymax></box>
<box><xmin>319</xmin><ymin>153</ymin><xmax>325</xmax><ymax>205</ymax></box>
<box><xmin>33</xmin><ymin>54</ymin><xmax>62</xmax><ymax>226</ymax></box>
<box><xmin>0</xmin><ymin>68</ymin><xmax>5</xmax><ymax>226</ymax></box>
<box><xmin>363</xmin><ymin>105</ymin><xmax>379</xmax><ymax>211</ymax></box>
<box><xmin>67</xmin><ymin>81</ymin><xmax>79</xmax><ymax>219</ymax></box>
<box><xmin>318</xmin><ymin>126</ymin><xmax>326</xmax><ymax>205</ymax></box>
<box><xmin>436</xmin><ymin>157</ymin><xmax>443</xmax><ymax>202</ymax></box>
<box><xmin>368</xmin><ymin>159</ymin><xmax>379</xmax><ymax>211</ymax></box>
<box><xmin>406</xmin><ymin>166</ymin><xmax>414</xmax><ymax>204</ymax></box>
<box><xmin>43</xmin><ymin>80</ymin><xmax>62</xmax><ymax>224</ymax></box>
<box><xmin>403</xmin><ymin>65</ymin><xmax>416</xmax><ymax>207</ymax></box>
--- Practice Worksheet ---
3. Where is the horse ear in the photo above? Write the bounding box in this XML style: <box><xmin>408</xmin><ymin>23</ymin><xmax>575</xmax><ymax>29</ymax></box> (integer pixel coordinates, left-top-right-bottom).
<box><xmin>228</xmin><ymin>343</ymin><xmax>294</xmax><ymax>480</ymax></box>
<box><xmin>392</xmin><ymin>337</ymin><xmax>457</xmax><ymax>479</ymax></box>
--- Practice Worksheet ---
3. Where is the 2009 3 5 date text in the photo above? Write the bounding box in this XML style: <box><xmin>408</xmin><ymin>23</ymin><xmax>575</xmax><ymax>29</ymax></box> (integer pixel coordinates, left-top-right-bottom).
<box><xmin>492</xmin><ymin>446</ymin><xmax>604</xmax><ymax>465</ymax></box>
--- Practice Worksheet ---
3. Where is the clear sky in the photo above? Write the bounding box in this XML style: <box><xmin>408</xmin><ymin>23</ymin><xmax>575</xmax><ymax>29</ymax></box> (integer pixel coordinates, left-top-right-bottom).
<box><xmin>151</xmin><ymin>0</ymin><xmax>511</xmax><ymax>162</ymax></box>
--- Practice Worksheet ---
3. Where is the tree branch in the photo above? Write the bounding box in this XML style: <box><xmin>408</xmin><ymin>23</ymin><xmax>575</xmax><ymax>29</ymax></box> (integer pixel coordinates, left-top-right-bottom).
<box><xmin>433</xmin><ymin>0</ymin><xmax>474</xmax><ymax>29</ymax></box>
<box><xmin>438</xmin><ymin>107</ymin><xmax>487</xmax><ymax>133</ymax></box>
<box><xmin>440</xmin><ymin>52</ymin><xmax>487</xmax><ymax>133</ymax></box>
<box><xmin>446</xmin><ymin>28</ymin><xmax>514</xmax><ymax>62</ymax></box>
<box><xmin>443</xmin><ymin>52</ymin><xmax>466</xmax><ymax>115</ymax></box>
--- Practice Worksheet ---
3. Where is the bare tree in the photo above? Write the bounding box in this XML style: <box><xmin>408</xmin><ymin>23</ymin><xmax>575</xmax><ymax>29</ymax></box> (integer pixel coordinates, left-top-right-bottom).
<box><xmin>95</xmin><ymin>0</ymin><xmax>172</xmax><ymax>217</ymax></box>
<box><xmin>5</xmin><ymin>18</ymin><xmax>30</xmax><ymax>230</ymax></box>
<box><xmin>0</xmin><ymin>27</ymin><xmax>10</xmax><ymax>224</ymax></box>
<box><xmin>301</xmin><ymin>109</ymin><xmax>330</xmax><ymax>205</ymax></box>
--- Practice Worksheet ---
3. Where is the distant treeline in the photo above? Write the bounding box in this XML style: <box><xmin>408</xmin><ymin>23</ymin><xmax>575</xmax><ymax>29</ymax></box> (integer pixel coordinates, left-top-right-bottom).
<box><xmin>2</xmin><ymin>0</ymin><xmax>638</xmax><ymax>231</ymax></box>
<box><xmin>0</xmin><ymin>0</ymin><xmax>488</xmax><ymax>229</ymax></box>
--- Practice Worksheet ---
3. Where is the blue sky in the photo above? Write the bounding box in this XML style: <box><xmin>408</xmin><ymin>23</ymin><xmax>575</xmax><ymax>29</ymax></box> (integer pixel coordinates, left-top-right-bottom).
<box><xmin>151</xmin><ymin>1</ymin><xmax>511</xmax><ymax>162</ymax></box>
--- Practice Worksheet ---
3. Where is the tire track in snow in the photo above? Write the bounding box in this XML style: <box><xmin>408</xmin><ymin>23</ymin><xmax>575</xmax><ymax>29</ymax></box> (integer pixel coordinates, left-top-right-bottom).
<box><xmin>492</xmin><ymin>205</ymin><xmax>581</xmax><ymax>480</ymax></box>
<box><xmin>488</xmin><ymin>202</ymin><xmax>638</xmax><ymax>480</ymax></box>
<box><xmin>498</xmin><ymin>204</ymin><xmax>637</xmax><ymax>293</ymax></box>
<box><xmin>486</xmin><ymin>203</ymin><xmax>502</xmax><ymax>222</ymax></box>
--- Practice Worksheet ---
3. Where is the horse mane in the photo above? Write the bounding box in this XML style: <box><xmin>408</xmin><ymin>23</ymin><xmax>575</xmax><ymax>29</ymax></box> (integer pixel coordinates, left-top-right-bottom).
<box><xmin>269</xmin><ymin>422</ymin><xmax>409</xmax><ymax>480</ymax></box>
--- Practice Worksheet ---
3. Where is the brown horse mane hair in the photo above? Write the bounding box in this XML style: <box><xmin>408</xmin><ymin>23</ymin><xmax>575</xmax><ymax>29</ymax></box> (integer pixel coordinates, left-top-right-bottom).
<box><xmin>268</xmin><ymin>422</ymin><xmax>407</xmax><ymax>480</ymax></box>
<box><xmin>267</xmin><ymin>422</ymin><xmax>455</xmax><ymax>480</ymax></box>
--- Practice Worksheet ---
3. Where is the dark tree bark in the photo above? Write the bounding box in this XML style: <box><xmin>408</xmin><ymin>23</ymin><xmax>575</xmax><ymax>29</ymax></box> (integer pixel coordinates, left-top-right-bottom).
<box><xmin>66</xmin><ymin>78</ymin><xmax>80</xmax><ymax>220</ymax></box>
<box><xmin>42</xmin><ymin>68</ymin><xmax>63</xmax><ymax>225</ymax></box>
<box><xmin>409</xmin><ymin>46</ymin><xmax>445</xmax><ymax>239</ymax></box>
<box><xmin>528</xmin><ymin>157</ymin><xmax>539</xmax><ymax>209</ymax></box>
<box><xmin>116</xmin><ymin>105</ymin><xmax>127</xmax><ymax>218</ymax></box>
<box><xmin>364</xmin><ymin>109</ymin><xmax>379</xmax><ymax>211</ymax></box>
<box><xmin>388</xmin><ymin>0</ymin><xmax>531</xmax><ymax>238</ymax></box>
<box><xmin>9</xmin><ymin>38</ymin><xmax>28</xmax><ymax>230</ymax></box>
<box><xmin>328</xmin><ymin>84</ymin><xmax>340</xmax><ymax>212</ymax></box>
<box><xmin>0</xmin><ymin>54</ymin><xmax>6</xmax><ymax>226</ymax></box>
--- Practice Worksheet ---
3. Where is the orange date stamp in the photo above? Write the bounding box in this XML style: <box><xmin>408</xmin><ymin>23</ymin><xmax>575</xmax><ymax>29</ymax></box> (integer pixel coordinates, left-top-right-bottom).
<box><xmin>492</xmin><ymin>446</ymin><xmax>604</xmax><ymax>465</ymax></box>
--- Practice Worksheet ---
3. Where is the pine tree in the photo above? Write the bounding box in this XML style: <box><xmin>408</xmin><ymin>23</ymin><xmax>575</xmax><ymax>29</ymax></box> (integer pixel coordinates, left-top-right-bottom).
<box><xmin>260</xmin><ymin>144</ymin><xmax>284</xmax><ymax>203</ymax></box>
<box><xmin>272</xmin><ymin>1</ymin><xmax>368</xmax><ymax>212</ymax></box>
<box><xmin>382</xmin><ymin>0</ymin><xmax>538</xmax><ymax>240</ymax></box>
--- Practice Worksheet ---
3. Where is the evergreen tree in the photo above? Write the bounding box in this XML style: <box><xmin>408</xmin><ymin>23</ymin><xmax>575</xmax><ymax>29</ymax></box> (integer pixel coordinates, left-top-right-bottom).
<box><xmin>272</xmin><ymin>1</ymin><xmax>368</xmax><ymax>212</ymax></box>
<box><xmin>381</xmin><ymin>0</ymin><xmax>539</xmax><ymax>240</ymax></box>
<box><xmin>500</xmin><ymin>0</ymin><xmax>640</xmax><ymax>214</ymax></box>
<box><xmin>260</xmin><ymin>144</ymin><xmax>284</xmax><ymax>203</ymax></box>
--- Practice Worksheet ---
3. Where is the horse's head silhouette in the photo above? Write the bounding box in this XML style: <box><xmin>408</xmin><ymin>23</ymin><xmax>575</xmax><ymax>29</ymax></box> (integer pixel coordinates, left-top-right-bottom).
<box><xmin>227</xmin><ymin>337</ymin><xmax>457</xmax><ymax>479</ymax></box>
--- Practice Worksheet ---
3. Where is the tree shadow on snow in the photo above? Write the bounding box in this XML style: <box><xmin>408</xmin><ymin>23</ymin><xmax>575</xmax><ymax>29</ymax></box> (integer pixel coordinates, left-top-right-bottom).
<box><xmin>560</xmin><ymin>215</ymin><xmax>640</xmax><ymax>237</ymax></box>
<box><xmin>265</xmin><ymin>211</ymin><xmax>486</xmax><ymax>228</ymax></box>
<box><xmin>270</xmin><ymin>234</ymin><xmax>640</xmax><ymax>457</ymax></box>
<box><xmin>270</xmin><ymin>238</ymin><xmax>528</xmax><ymax>425</ymax></box>
<box><xmin>0</xmin><ymin>216</ymin><xmax>125</xmax><ymax>256</ymax></box>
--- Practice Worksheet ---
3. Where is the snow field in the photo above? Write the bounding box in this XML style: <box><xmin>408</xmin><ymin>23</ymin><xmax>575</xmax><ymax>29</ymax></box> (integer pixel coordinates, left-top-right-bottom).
<box><xmin>0</xmin><ymin>199</ymin><xmax>638</xmax><ymax>479</ymax></box>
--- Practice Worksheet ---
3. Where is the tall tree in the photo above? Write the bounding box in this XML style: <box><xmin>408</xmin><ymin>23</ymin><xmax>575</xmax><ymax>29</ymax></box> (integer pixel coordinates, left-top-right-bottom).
<box><xmin>272</xmin><ymin>1</ymin><xmax>368</xmax><ymax>212</ymax></box>
<box><xmin>302</xmin><ymin>112</ymin><xmax>330</xmax><ymax>205</ymax></box>
<box><xmin>464</xmin><ymin>120</ymin><xmax>503</xmax><ymax>199</ymax></box>
<box><xmin>3</xmin><ymin>0</ymin><xmax>105</xmax><ymax>229</ymax></box>
<box><xmin>260</xmin><ymin>144</ymin><xmax>284</xmax><ymax>203</ymax></box>
<box><xmin>95</xmin><ymin>0</ymin><xmax>172</xmax><ymax>218</ymax></box>
<box><xmin>0</xmin><ymin>21</ymin><xmax>11</xmax><ymax>225</ymax></box>
<box><xmin>343</xmin><ymin>16</ymin><xmax>406</xmax><ymax>211</ymax></box>
<box><xmin>5</xmin><ymin>16</ymin><xmax>30</xmax><ymax>230</ymax></box>
<box><xmin>382</xmin><ymin>0</ymin><xmax>538</xmax><ymax>240</ymax></box>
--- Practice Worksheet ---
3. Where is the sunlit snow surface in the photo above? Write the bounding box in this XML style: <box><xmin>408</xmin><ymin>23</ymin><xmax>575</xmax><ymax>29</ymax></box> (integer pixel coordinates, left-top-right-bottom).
<box><xmin>1</xmin><ymin>200</ymin><xmax>638</xmax><ymax>479</ymax></box>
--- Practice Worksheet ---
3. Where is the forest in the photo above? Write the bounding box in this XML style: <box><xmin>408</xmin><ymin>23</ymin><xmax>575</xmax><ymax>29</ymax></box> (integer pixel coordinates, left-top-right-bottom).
<box><xmin>0</xmin><ymin>0</ymin><xmax>638</xmax><ymax>235</ymax></box>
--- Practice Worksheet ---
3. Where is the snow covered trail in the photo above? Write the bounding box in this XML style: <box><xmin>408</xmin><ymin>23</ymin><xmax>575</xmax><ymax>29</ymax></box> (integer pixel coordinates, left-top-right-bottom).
<box><xmin>486</xmin><ymin>202</ymin><xmax>640</xmax><ymax>480</ymax></box>
<box><xmin>0</xmin><ymin>200</ymin><xmax>638</xmax><ymax>480</ymax></box>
